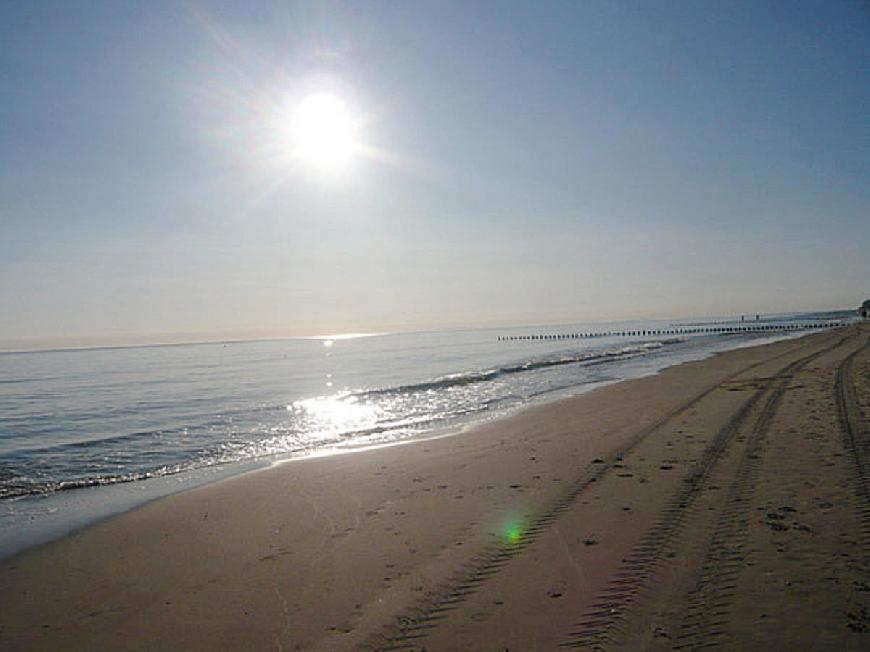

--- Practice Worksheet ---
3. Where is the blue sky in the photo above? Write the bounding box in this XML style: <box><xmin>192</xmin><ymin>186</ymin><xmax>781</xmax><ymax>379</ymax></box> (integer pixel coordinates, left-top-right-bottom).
<box><xmin>1</xmin><ymin>1</ymin><xmax>868</xmax><ymax>347</ymax></box>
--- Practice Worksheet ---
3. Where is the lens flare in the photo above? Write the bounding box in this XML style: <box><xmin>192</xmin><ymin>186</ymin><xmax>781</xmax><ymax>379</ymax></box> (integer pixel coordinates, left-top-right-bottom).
<box><xmin>502</xmin><ymin>520</ymin><xmax>524</xmax><ymax>546</ymax></box>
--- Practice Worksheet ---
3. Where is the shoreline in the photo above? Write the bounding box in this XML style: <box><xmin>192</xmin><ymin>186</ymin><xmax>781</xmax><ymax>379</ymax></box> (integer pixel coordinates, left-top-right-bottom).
<box><xmin>2</xmin><ymin>324</ymin><xmax>867</xmax><ymax>650</ymax></box>
<box><xmin>0</xmin><ymin>329</ymin><xmax>810</xmax><ymax>562</ymax></box>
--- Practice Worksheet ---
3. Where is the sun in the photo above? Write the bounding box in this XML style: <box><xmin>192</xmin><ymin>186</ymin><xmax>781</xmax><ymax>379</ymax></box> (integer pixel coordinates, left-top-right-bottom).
<box><xmin>289</xmin><ymin>93</ymin><xmax>356</xmax><ymax>170</ymax></box>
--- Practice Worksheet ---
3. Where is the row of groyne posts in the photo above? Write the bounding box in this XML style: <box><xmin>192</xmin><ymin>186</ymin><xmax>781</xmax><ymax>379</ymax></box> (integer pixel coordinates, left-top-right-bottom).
<box><xmin>498</xmin><ymin>321</ymin><xmax>839</xmax><ymax>342</ymax></box>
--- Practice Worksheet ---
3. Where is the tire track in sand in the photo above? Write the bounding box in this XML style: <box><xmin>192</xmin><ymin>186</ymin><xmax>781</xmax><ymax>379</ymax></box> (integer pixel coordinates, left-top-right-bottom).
<box><xmin>559</xmin><ymin>331</ymin><xmax>852</xmax><ymax>650</ymax></box>
<box><xmin>835</xmin><ymin>334</ymin><xmax>870</xmax><ymax>535</ymax></box>
<box><xmin>364</xmin><ymin>335</ymin><xmax>835</xmax><ymax>651</ymax></box>
<box><xmin>669</xmin><ymin>332</ymin><xmax>855</xmax><ymax>650</ymax></box>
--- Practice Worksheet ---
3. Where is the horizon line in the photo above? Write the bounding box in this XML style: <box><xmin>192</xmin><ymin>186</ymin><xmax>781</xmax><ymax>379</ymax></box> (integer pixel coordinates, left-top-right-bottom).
<box><xmin>0</xmin><ymin>307</ymin><xmax>856</xmax><ymax>355</ymax></box>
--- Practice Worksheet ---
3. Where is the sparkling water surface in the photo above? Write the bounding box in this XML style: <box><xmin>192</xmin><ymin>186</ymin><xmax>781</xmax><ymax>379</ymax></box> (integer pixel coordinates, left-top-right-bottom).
<box><xmin>0</xmin><ymin>314</ymin><xmax>849</xmax><ymax>557</ymax></box>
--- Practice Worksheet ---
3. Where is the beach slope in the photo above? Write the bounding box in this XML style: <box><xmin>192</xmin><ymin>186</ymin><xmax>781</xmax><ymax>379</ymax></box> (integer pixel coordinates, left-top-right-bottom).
<box><xmin>1</xmin><ymin>325</ymin><xmax>868</xmax><ymax>650</ymax></box>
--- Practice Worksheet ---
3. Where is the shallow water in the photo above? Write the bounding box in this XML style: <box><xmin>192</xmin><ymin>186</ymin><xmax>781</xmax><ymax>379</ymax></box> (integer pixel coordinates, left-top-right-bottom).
<box><xmin>0</xmin><ymin>313</ymin><xmax>849</xmax><ymax>557</ymax></box>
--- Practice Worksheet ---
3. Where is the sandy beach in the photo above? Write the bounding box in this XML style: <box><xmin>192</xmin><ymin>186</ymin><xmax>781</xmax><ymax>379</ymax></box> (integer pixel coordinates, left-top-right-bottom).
<box><xmin>1</xmin><ymin>324</ymin><xmax>867</xmax><ymax>651</ymax></box>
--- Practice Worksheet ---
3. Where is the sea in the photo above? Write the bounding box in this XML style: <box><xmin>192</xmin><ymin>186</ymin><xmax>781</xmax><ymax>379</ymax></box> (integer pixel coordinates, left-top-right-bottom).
<box><xmin>0</xmin><ymin>312</ymin><xmax>852</xmax><ymax>558</ymax></box>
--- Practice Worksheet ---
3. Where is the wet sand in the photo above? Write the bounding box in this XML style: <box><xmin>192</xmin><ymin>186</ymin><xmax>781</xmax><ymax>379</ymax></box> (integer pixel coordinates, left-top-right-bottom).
<box><xmin>1</xmin><ymin>324</ymin><xmax>868</xmax><ymax>651</ymax></box>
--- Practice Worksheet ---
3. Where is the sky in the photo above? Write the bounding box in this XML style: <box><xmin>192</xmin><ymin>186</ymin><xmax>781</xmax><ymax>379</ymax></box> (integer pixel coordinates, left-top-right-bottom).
<box><xmin>1</xmin><ymin>1</ymin><xmax>868</xmax><ymax>349</ymax></box>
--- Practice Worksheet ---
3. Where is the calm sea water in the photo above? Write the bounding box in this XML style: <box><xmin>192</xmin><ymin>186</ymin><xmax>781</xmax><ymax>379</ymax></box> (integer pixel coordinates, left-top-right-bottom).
<box><xmin>0</xmin><ymin>313</ymin><xmax>849</xmax><ymax>557</ymax></box>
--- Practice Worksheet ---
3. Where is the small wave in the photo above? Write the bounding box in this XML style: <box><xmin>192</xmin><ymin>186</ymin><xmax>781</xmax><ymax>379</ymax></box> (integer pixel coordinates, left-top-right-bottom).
<box><xmin>0</xmin><ymin>336</ymin><xmax>689</xmax><ymax>501</ymax></box>
<box><xmin>0</xmin><ymin>464</ymin><xmax>193</xmax><ymax>499</ymax></box>
<box><xmin>355</xmin><ymin>339</ymin><xmax>680</xmax><ymax>399</ymax></box>
<box><xmin>2</xmin><ymin>425</ymin><xmax>193</xmax><ymax>458</ymax></box>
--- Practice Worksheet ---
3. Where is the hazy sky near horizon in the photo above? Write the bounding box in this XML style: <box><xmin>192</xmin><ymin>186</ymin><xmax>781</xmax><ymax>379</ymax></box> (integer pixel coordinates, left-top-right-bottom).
<box><xmin>1</xmin><ymin>1</ymin><xmax>868</xmax><ymax>346</ymax></box>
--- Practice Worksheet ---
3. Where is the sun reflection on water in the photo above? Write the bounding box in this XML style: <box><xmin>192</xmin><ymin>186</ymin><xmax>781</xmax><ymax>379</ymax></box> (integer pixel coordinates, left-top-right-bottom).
<box><xmin>288</xmin><ymin>395</ymin><xmax>378</xmax><ymax>441</ymax></box>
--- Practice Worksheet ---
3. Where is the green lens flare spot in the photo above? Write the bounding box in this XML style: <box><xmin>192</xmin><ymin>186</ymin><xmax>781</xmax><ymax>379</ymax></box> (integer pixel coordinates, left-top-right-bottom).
<box><xmin>503</xmin><ymin>521</ymin><xmax>524</xmax><ymax>546</ymax></box>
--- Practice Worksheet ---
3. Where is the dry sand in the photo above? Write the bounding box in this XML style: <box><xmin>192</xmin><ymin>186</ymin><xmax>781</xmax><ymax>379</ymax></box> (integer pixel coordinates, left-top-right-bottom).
<box><xmin>1</xmin><ymin>324</ymin><xmax>868</xmax><ymax>651</ymax></box>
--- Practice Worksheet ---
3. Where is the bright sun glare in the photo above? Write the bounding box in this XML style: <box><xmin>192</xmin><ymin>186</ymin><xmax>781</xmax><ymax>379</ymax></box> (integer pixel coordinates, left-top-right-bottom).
<box><xmin>289</xmin><ymin>93</ymin><xmax>356</xmax><ymax>170</ymax></box>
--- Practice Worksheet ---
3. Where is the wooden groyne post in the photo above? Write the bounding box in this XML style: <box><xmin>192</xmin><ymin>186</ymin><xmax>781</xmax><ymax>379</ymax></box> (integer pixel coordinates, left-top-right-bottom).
<box><xmin>497</xmin><ymin>322</ymin><xmax>838</xmax><ymax>342</ymax></box>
